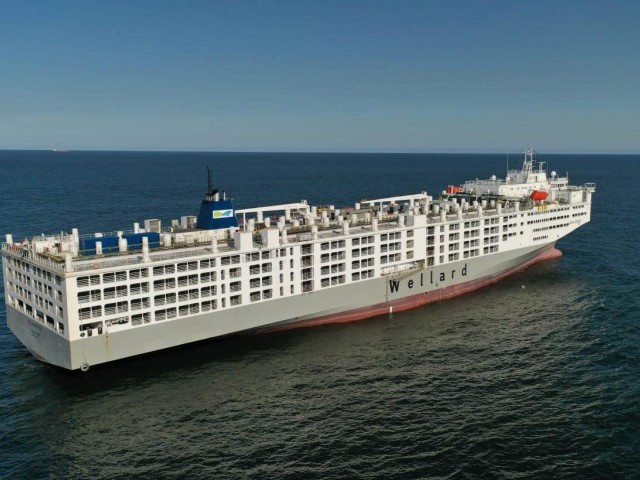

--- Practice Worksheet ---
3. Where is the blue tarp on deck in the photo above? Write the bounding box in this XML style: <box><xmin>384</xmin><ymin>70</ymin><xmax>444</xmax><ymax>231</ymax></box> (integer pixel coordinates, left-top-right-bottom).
<box><xmin>79</xmin><ymin>232</ymin><xmax>161</xmax><ymax>256</ymax></box>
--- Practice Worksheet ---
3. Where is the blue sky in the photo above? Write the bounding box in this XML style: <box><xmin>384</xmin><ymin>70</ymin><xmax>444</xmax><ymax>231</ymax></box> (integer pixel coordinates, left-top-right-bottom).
<box><xmin>0</xmin><ymin>0</ymin><xmax>638</xmax><ymax>152</ymax></box>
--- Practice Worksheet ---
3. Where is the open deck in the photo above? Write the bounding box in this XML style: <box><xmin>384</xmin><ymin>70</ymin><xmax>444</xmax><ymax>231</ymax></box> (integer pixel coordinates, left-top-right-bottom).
<box><xmin>1</xmin><ymin>202</ymin><xmax>531</xmax><ymax>274</ymax></box>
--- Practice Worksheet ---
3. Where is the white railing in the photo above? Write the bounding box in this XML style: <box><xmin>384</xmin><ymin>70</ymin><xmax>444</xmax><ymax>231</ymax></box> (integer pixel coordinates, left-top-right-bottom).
<box><xmin>5</xmin><ymin>198</ymin><xmax>581</xmax><ymax>280</ymax></box>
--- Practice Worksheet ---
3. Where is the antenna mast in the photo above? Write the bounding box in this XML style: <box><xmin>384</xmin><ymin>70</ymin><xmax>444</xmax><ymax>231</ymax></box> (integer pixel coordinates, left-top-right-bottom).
<box><xmin>506</xmin><ymin>151</ymin><xmax>509</xmax><ymax>176</ymax></box>
<box><xmin>204</xmin><ymin>166</ymin><xmax>219</xmax><ymax>201</ymax></box>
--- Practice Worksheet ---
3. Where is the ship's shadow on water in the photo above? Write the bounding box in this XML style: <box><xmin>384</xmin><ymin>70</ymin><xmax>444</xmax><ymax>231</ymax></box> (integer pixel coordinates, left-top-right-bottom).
<box><xmin>47</xmin><ymin>327</ymin><xmax>312</xmax><ymax>393</ymax></box>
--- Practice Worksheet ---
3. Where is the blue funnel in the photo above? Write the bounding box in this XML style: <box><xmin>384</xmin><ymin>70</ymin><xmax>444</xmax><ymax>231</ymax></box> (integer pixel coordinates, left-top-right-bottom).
<box><xmin>195</xmin><ymin>168</ymin><xmax>239</xmax><ymax>230</ymax></box>
<box><xmin>196</xmin><ymin>198</ymin><xmax>238</xmax><ymax>230</ymax></box>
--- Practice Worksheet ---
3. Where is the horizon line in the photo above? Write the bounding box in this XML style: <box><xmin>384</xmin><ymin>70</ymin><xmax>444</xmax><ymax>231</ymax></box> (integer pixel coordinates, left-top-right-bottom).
<box><xmin>0</xmin><ymin>147</ymin><xmax>638</xmax><ymax>155</ymax></box>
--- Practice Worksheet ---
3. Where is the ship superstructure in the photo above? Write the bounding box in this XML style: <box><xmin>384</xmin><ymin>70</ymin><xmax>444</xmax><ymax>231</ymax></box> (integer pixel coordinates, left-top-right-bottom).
<box><xmin>1</xmin><ymin>150</ymin><xmax>595</xmax><ymax>371</ymax></box>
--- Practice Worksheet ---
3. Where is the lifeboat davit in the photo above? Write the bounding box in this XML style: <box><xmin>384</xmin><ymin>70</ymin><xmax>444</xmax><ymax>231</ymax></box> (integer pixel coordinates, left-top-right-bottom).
<box><xmin>530</xmin><ymin>190</ymin><xmax>548</xmax><ymax>201</ymax></box>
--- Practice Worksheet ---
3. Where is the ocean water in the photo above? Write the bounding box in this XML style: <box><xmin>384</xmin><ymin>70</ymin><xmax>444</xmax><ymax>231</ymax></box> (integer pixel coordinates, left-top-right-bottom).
<box><xmin>0</xmin><ymin>151</ymin><xmax>638</xmax><ymax>479</ymax></box>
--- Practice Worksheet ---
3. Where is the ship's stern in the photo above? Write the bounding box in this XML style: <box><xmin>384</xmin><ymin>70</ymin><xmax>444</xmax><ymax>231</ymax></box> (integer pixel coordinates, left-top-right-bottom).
<box><xmin>6</xmin><ymin>306</ymin><xmax>74</xmax><ymax>370</ymax></box>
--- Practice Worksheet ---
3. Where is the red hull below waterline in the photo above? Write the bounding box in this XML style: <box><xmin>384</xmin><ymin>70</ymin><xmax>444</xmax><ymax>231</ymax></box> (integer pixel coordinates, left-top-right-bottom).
<box><xmin>257</xmin><ymin>247</ymin><xmax>562</xmax><ymax>334</ymax></box>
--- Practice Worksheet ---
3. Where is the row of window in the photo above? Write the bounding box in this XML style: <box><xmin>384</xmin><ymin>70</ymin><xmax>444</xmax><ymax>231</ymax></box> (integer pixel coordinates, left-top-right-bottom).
<box><xmin>35</xmin><ymin>293</ymin><xmax>54</xmax><ymax>313</ymax></box>
<box><xmin>7</xmin><ymin>283</ymin><xmax>63</xmax><ymax>317</ymax></box>
<box><xmin>352</xmin><ymin>247</ymin><xmax>375</xmax><ymax>258</ymax></box>
<box><xmin>249</xmin><ymin>263</ymin><xmax>273</xmax><ymax>274</ymax></box>
<box><xmin>250</xmin><ymin>289</ymin><xmax>273</xmax><ymax>302</ymax></box>
<box><xmin>6</xmin><ymin>269</ymin><xmax>64</xmax><ymax>301</ymax></box>
<box><xmin>380</xmin><ymin>242</ymin><xmax>402</xmax><ymax>253</ymax></box>
<box><xmin>81</xmin><ymin>290</ymin><xmax>270</xmax><ymax>332</ymax></box>
<box><xmin>352</xmin><ymin>258</ymin><xmax>375</xmax><ymax>269</ymax></box>
<box><xmin>7</xmin><ymin>259</ymin><xmax>62</xmax><ymax>285</ymax></box>
<box><xmin>321</xmin><ymin>264</ymin><xmax>345</xmax><ymax>275</ymax></box>
<box><xmin>32</xmin><ymin>265</ymin><xmax>59</xmax><ymax>284</ymax></box>
<box><xmin>245</xmin><ymin>251</ymin><xmax>273</xmax><ymax>262</ymax></box>
<box><xmin>380</xmin><ymin>253</ymin><xmax>402</xmax><ymax>264</ymax></box>
<box><xmin>78</xmin><ymin>268</ymin><xmax>149</xmax><ymax>287</ymax></box>
<box><xmin>533</xmin><ymin>222</ymin><xmax>570</xmax><ymax>233</ymax></box>
<box><xmin>320</xmin><ymin>275</ymin><xmax>346</xmax><ymax>287</ymax></box>
<box><xmin>77</xmin><ymin>282</ymin><xmax>150</xmax><ymax>303</ymax></box>
<box><xmin>33</xmin><ymin>279</ymin><xmax>58</xmax><ymax>299</ymax></box>
<box><xmin>146</xmin><ymin>263</ymin><xmax>275</xmax><ymax>282</ymax></box>
<box><xmin>156</xmin><ymin>297</ymin><xmax>238</xmax><ymax>320</ymax></box>
<box><xmin>13</xmin><ymin>298</ymin><xmax>65</xmax><ymax>333</ymax></box>
<box><xmin>381</xmin><ymin>232</ymin><xmax>402</xmax><ymax>241</ymax></box>
<box><xmin>351</xmin><ymin>236</ymin><xmax>376</xmax><ymax>246</ymax></box>
<box><xmin>78</xmin><ymin>274</ymin><xmax>281</xmax><ymax>318</ymax></box>
<box><xmin>321</xmin><ymin>252</ymin><xmax>346</xmax><ymax>263</ymax></box>
<box><xmin>150</xmin><ymin>256</ymin><xmax>240</xmax><ymax>277</ymax></box>
<box><xmin>352</xmin><ymin>269</ymin><xmax>375</xmax><ymax>281</ymax></box>
<box><xmin>527</xmin><ymin>214</ymin><xmax>570</xmax><ymax>225</ymax></box>
<box><xmin>320</xmin><ymin>240</ymin><xmax>347</xmax><ymax>251</ymax></box>
<box><xmin>463</xmin><ymin>249</ymin><xmax>480</xmax><ymax>259</ymax></box>
<box><xmin>79</xmin><ymin>288</ymin><xmax>243</xmax><ymax>320</ymax></box>
<box><xmin>6</xmin><ymin>268</ymin><xmax>32</xmax><ymax>286</ymax></box>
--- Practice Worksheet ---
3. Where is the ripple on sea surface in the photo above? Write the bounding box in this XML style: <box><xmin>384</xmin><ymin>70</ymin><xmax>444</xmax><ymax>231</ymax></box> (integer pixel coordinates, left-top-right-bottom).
<box><xmin>10</xmin><ymin>265</ymin><xmax>619</xmax><ymax>479</ymax></box>
<box><xmin>1</xmin><ymin>152</ymin><xmax>639</xmax><ymax>479</ymax></box>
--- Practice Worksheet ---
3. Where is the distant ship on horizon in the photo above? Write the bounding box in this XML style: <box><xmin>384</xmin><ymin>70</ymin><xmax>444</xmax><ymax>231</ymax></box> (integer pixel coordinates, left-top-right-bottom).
<box><xmin>52</xmin><ymin>149</ymin><xmax>69</xmax><ymax>153</ymax></box>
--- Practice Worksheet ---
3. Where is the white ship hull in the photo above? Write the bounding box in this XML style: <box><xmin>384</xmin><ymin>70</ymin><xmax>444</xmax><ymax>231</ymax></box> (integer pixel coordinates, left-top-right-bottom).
<box><xmin>6</xmin><ymin>242</ymin><xmax>558</xmax><ymax>371</ymax></box>
<box><xmin>2</xmin><ymin>149</ymin><xmax>595</xmax><ymax>371</ymax></box>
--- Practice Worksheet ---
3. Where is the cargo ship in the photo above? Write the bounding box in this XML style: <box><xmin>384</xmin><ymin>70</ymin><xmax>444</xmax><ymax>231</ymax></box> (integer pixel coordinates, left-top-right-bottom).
<box><xmin>1</xmin><ymin>149</ymin><xmax>595</xmax><ymax>371</ymax></box>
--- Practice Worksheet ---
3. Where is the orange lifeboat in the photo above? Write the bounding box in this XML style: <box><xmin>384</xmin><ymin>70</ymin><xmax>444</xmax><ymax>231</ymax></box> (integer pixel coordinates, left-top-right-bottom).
<box><xmin>530</xmin><ymin>190</ymin><xmax>548</xmax><ymax>201</ymax></box>
<box><xmin>446</xmin><ymin>185</ymin><xmax>463</xmax><ymax>194</ymax></box>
